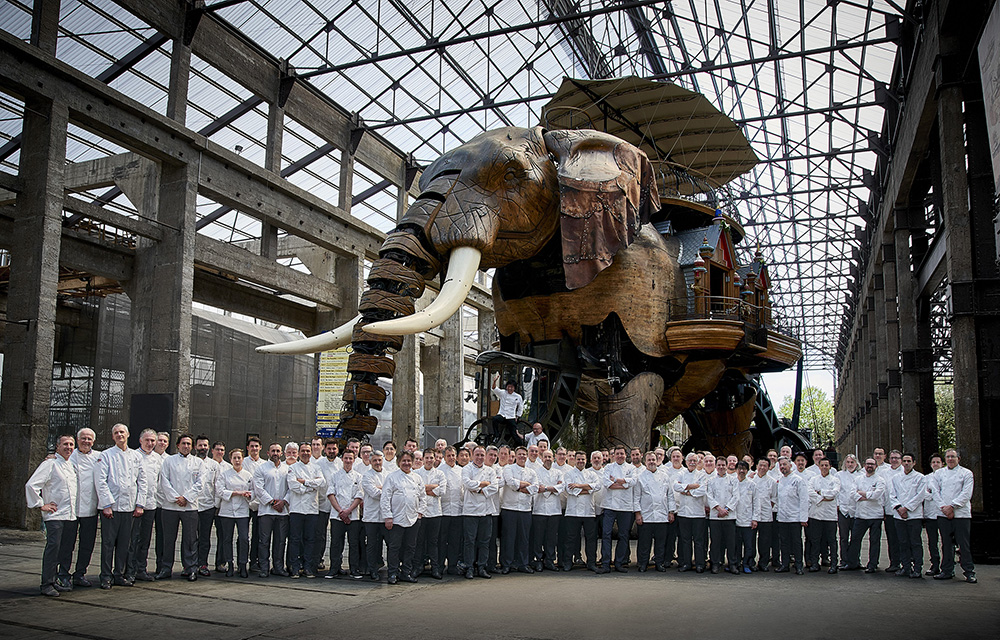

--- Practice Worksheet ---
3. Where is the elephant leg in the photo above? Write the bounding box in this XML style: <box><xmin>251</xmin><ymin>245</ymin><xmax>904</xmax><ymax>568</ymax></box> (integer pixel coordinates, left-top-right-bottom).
<box><xmin>598</xmin><ymin>372</ymin><xmax>664</xmax><ymax>450</ymax></box>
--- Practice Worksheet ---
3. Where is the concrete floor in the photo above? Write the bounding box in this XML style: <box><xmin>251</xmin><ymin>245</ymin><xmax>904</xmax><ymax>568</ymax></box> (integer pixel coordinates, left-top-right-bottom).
<box><xmin>0</xmin><ymin>528</ymin><xmax>996</xmax><ymax>640</ymax></box>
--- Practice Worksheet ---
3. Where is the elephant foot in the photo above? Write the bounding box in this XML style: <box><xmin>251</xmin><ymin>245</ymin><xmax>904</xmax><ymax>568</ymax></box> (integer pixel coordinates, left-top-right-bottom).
<box><xmin>699</xmin><ymin>387</ymin><xmax>757</xmax><ymax>459</ymax></box>
<box><xmin>598</xmin><ymin>372</ymin><xmax>664</xmax><ymax>450</ymax></box>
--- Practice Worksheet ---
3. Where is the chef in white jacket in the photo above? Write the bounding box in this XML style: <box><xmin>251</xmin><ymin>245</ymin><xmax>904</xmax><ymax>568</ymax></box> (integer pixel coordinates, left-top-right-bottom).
<box><xmin>312</xmin><ymin>439</ymin><xmax>339</xmax><ymax>574</ymax></box>
<box><xmin>253</xmin><ymin>443</ymin><xmax>290</xmax><ymax>578</ymax></box>
<box><xmin>286</xmin><ymin>442</ymin><xmax>324</xmax><ymax>577</ymax></box>
<box><xmin>889</xmin><ymin>452</ymin><xmax>926</xmax><ymax>578</ymax></box>
<box><xmin>216</xmin><ymin>448</ymin><xmax>253</xmax><ymax>577</ymax></box>
<box><xmin>500</xmin><ymin>446</ymin><xmax>538</xmax><ymax>573</ymax></box>
<box><xmin>415</xmin><ymin>447</ymin><xmax>446</xmax><ymax>579</ymax></box>
<box><xmin>531</xmin><ymin>449</ymin><xmax>563</xmax><ymax>571</ymax></box>
<box><xmin>25</xmin><ymin>434</ymin><xmax>78</xmax><ymax>596</ymax></box>
<box><xmin>67</xmin><ymin>427</ymin><xmax>99</xmax><ymax>587</ymax></box>
<box><xmin>126</xmin><ymin>428</ymin><xmax>162</xmax><ymax>584</ymax></box>
<box><xmin>805</xmin><ymin>458</ymin><xmax>840</xmax><ymax>572</ymax></box>
<box><xmin>461</xmin><ymin>446</ymin><xmax>500</xmax><ymax>578</ymax></box>
<box><xmin>156</xmin><ymin>433</ymin><xmax>203</xmax><ymax>581</ymax></box>
<box><xmin>437</xmin><ymin>447</ymin><xmax>464</xmax><ymax>576</ymax></box>
<box><xmin>734</xmin><ymin>461</ymin><xmax>757</xmax><ymax>573</ymax></box>
<box><xmin>95</xmin><ymin>423</ymin><xmax>148</xmax><ymax>589</ymax></box>
<box><xmin>674</xmin><ymin>452</ymin><xmax>708</xmax><ymax>572</ymax></box>
<box><xmin>381</xmin><ymin>451</ymin><xmax>426</xmax><ymax>584</ymax></box>
<box><xmin>634</xmin><ymin>451</ymin><xmax>675</xmax><ymax>572</ymax></box>
<box><xmin>931</xmin><ymin>448</ymin><xmax>976</xmax><ymax>583</ymax></box>
<box><xmin>325</xmin><ymin>448</ymin><xmax>363</xmax><ymax>579</ymax></box>
<box><xmin>563</xmin><ymin>452</ymin><xmax>601</xmax><ymax>571</ymax></box>
<box><xmin>598</xmin><ymin>446</ymin><xmax>636</xmax><ymax>573</ymax></box>
<box><xmin>878</xmin><ymin>450</ymin><xmax>905</xmax><ymax>573</ymax></box>
<box><xmin>844</xmin><ymin>458</ymin><xmax>886</xmax><ymax>572</ymax></box>
<box><xmin>706</xmin><ymin>458</ymin><xmax>739</xmax><ymax>574</ymax></box>
<box><xmin>835</xmin><ymin>454</ymin><xmax>860</xmax><ymax>569</ymax></box>
<box><xmin>358</xmin><ymin>450</ymin><xmax>386</xmax><ymax>581</ymax></box>
<box><xmin>752</xmin><ymin>458</ymin><xmax>777</xmax><ymax>571</ymax></box>
<box><xmin>921</xmin><ymin>452</ymin><xmax>944</xmax><ymax>575</ymax></box>
<box><xmin>774</xmin><ymin>456</ymin><xmax>809</xmax><ymax>574</ymax></box>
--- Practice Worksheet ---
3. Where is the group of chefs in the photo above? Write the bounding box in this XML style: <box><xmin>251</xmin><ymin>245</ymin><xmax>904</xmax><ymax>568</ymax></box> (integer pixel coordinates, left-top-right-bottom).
<box><xmin>25</xmin><ymin>422</ymin><xmax>978</xmax><ymax>597</ymax></box>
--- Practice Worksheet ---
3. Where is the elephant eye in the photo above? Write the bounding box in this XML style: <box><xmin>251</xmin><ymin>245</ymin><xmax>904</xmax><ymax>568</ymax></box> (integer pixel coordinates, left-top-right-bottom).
<box><xmin>504</xmin><ymin>168</ymin><xmax>521</xmax><ymax>184</ymax></box>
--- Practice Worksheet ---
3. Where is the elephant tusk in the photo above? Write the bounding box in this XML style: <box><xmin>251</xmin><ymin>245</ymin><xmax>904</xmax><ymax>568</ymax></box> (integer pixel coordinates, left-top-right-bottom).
<box><xmin>364</xmin><ymin>246</ymin><xmax>481</xmax><ymax>336</ymax></box>
<box><xmin>255</xmin><ymin>314</ymin><xmax>362</xmax><ymax>354</ymax></box>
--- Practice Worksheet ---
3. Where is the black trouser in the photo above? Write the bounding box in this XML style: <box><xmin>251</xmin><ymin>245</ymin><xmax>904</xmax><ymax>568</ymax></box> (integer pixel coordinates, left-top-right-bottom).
<box><xmin>415</xmin><ymin>516</ymin><xmax>441</xmax><ymax>573</ymax></box>
<box><xmin>837</xmin><ymin>511</ymin><xmax>854</xmax><ymax>565</ymax></box>
<box><xmin>287</xmin><ymin>513</ymin><xmax>318</xmax><ymax>574</ymax></box>
<box><xmin>154</xmin><ymin>508</ymin><xmax>165</xmax><ymax>574</ymax></box>
<box><xmin>463</xmin><ymin>515</ymin><xmax>492</xmax><ymax>569</ymax></box>
<box><xmin>159</xmin><ymin>509</ymin><xmax>198</xmax><ymax>574</ymax></box>
<box><xmin>492</xmin><ymin>415</ymin><xmax>519</xmax><ymax>442</ymax></box>
<box><xmin>770</xmin><ymin>513</ymin><xmax>781</xmax><ymax>565</ymax></box>
<box><xmin>358</xmin><ymin>519</ymin><xmax>369</xmax><ymax>574</ymax></box>
<box><xmin>923</xmin><ymin>518</ymin><xmax>941</xmax><ymax>572</ymax></box>
<box><xmin>737</xmin><ymin>526</ymin><xmax>754</xmax><ymax>568</ymax></box>
<box><xmin>364</xmin><ymin>521</ymin><xmax>385</xmax><ymax>575</ymax></box>
<box><xmin>68</xmin><ymin>515</ymin><xmax>98</xmax><ymax>579</ymax></box>
<box><xmin>197</xmin><ymin>508</ymin><xmax>216</xmax><ymax>567</ymax></box>
<box><xmin>883</xmin><ymin>514</ymin><xmax>900</xmax><ymax>568</ymax></box>
<box><xmin>846</xmin><ymin>517</ymin><xmax>882</xmax><ymax>569</ymax></box>
<box><xmin>218</xmin><ymin>516</ymin><xmax>249</xmax><ymax>568</ymax></box>
<box><xmin>249</xmin><ymin>510</ymin><xmax>259</xmax><ymax>569</ymax></box>
<box><xmin>664</xmin><ymin>519</ymin><xmax>679</xmax><ymax>565</ymax></box>
<box><xmin>601</xmin><ymin>510</ymin><xmax>632</xmax><ymax>568</ymax></box>
<box><xmin>557</xmin><ymin>513</ymin><xmax>574</xmax><ymax>565</ymax></box>
<box><xmin>257</xmin><ymin>514</ymin><xmax>288</xmax><ymax>573</ymax></box>
<box><xmin>126</xmin><ymin>507</ymin><xmax>156</xmax><ymax>578</ymax></box>
<box><xmin>677</xmin><ymin>516</ymin><xmax>707</xmax><ymax>569</ymax></box>
<box><xmin>896</xmin><ymin>518</ymin><xmax>923</xmax><ymax>573</ymax></box>
<box><xmin>439</xmin><ymin>516</ymin><xmax>462</xmax><ymax>573</ymax></box>
<box><xmin>501</xmin><ymin>509</ymin><xmax>532</xmax><ymax>570</ymax></box>
<box><xmin>314</xmin><ymin>510</ymin><xmax>330</xmax><ymax>568</ymax></box>
<box><xmin>805</xmin><ymin>519</ymin><xmax>837</xmax><ymax>568</ymax></box>
<box><xmin>777</xmin><ymin>521</ymin><xmax>803</xmax><ymax>570</ymax></box>
<box><xmin>939</xmin><ymin>517</ymin><xmax>975</xmax><ymax>577</ymax></box>
<box><xmin>531</xmin><ymin>514</ymin><xmax>560</xmax><ymax>566</ymax></box>
<box><xmin>564</xmin><ymin>516</ymin><xmax>598</xmax><ymax>568</ymax></box>
<box><xmin>329</xmin><ymin>518</ymin><xmax>362</xmax><ymax>575</ymax></box>
<box><xmin>489</xmin><ymin>514</ymin><xmax>500</xmax><ymax>569</ymax></box>
<box><xmin>636</xmin><ymin>521</ymin><xmax>667</xmax><ymax>569</ymax></box>
<box><xmin>42</xmin><ymin>520</ymin><xmax>69</xmax><ymax>590</ymax></box>
<box><xmin>385</xmin><ymin>521</ymin><xmax>420</xmax><ymax>579</ymax></box>
<box><xmin>755</xmin><ymin>521</ymin><xmax>774</xmax><ymax>569</ymax></box>
<box><xmin>100</xmin><ymin>511</ymin><xmax>134</xmax><ymax>582</ymax></box>
<box><xmin>709</xmin><ymin>519</ymin><xmax>737</xmax><ymax>568</ymax></box>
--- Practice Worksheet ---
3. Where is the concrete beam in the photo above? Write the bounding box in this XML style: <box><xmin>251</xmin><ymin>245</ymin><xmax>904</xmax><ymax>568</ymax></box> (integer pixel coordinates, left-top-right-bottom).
<box><xmin>192</xmin><ymin>269</ymin><xmax>317</xmax><ymax>332</ymax></box>
<box><xmin>64</xmin><ymin>152</ymin><xmax>146</xmax><ymax>191</ymax></box>
<box><xmin>63</xmin><ymin>195</ymin><xmax>164</xmax><ymax>241</ymax></box>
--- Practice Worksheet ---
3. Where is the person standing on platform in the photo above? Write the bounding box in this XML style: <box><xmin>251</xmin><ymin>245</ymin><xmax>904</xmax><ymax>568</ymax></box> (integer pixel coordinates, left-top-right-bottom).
<box><xmin>381</xmin><ymin>451</ymin><xmax>426</xmax><ymax>584</ymax></box>
<box><xmin>491</xmin><ymin>375</ymin><xmax>524</xmax><ymax>443</ymax></box>
<box><xmin>156</xmin><ymin>433</ymin><xmax>203</xmax><ymax>581</ymax></box>
<box><xmin>889</xmin><ymin>453</ymin><xmax>926</xmax><ymax>579</ymax></box>
<box><xmin>524</xmin><ymin>422</ymin><xmax>549</xmax><ymax>449</ymax></box>
<box><xmin>843</xmin><ymin>458</ymin><xmax>886</xmax><ymax>572</ymax></box>
<box><xmin>25</xmin><ymin>434</ymin><xmax>78</xmax><ymax>597</ymax></box>
<box><xmin>931</xmin><ymin>449</ymin><xmax>976</xmax><ymax>583</ymax></box>
<box><xmin>95</xmin><ymin>423</ymin><xmax>148</xmax><ymax>589</ymax></box>
<box><xmin>126</xmin><ymin>428</ymin><xmax>161</xmax><ymax>583</ymax></box>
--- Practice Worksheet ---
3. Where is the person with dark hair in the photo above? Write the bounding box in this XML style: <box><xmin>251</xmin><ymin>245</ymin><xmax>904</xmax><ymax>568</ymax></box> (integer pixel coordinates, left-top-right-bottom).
<box><xmin>491</xmin><ymin>374</ymin><xmax>524</xmax><ymax>443</ymax></box>
<box><xmin>286</xmin><ymin>442</ymin><xmax>324</xmax><ymax>578</ymax></box>
<box><xmin>383</xmin><ymin>441</ymin><xmax>399</xmax><ymax>473</ymax></box>
<box><xmin>216</xmin><ymin>449</ymin><xmax>253</xmax><ymax>577</ymax></box>
<box><xmin>327</xmin><ymin>449</ymin><xmax>364</xmax><ymax>579</ymax></box>
<box><xmin>774</xmin><ymin>456</ymin><xmax>809</xmax><ymax>575</ymax></box>
<box><xmin>243</xmin><ymin>437</ymin><xmax>266</xmax><ymax>573</ymax></box>
<box><xmin>403</xmin><ymin>438</ymin><xmax>419</xmax><ymax>454</ymax></box>
<box><xmin>835</xmin><ymin>454</ymin><xmax>860</xmax><ymax>571</ymax></box>
<box><xmin>706</xmin><ymin>453</ymin><xmax>739</xmax><ymax>574</ymax></box>
<box><xmin>752</xmin><ymin>458</ymin><xmax>777</xmax><ymax>571</ymax></box>
<box><xmin>157</xmin><ymin>433</ymin><xmax>203</xmax><ymax>581</ymax></box>
<box><xmin>382</xmin><ymin>451</ymin><xmax>426</xmax><ymax>584</ymax></box>
<box><xmin>843</xmin><ymin>458</ymin><xmax>886</xmax><ymax>572</ymax></box>
<box><xmin>438</xmin><ymin>446</ymin><xmax>464</xmax><ymax>575</ymax></box>
<box><xmin>597</xmin><ymin>446</ymin><xmax>636</xmax><ymax>574</ymax></box>
<box><xmin>500</xmin><ymin>446</ymin><xmax>538</xmax><ymax>574</ymax></box>
<box><xmin>931</xmin><ymin>449</ymin><xmax>976</xmax><ymax>583</ymax></box>
<box><xmin>889</xmin><ymin>453</ymin><xmax>927</xmax><ymax>579</ymax></box>
<box><xmin>461</xmin><ymin>446</ymin><xmax>499</xmax><ymax>579</ymax></box>
<box><xmin>253</xmin><ymin>443</ymin><xmax>290</xmax><ymax>578</ymax></box>
<box><xmin>415</xmin><ymin>447</ymin><xmax>446</xmax><ymax>579</ymax></box>
<box><xmin>25</xmin><ymin>434</ymin><xmax>77</xmax><ymax>597</ymax></box>
<box><xmin>805</xmin><ymin>458</ymin><xmax>839</xmax><ymax>573</ymax></box>
<box><xmin>734</xmin><ymin>461</ymin><xmax>756</xmax><ymax>574</ymax></box>
<box><xmin>531</xmin><ymin>449</ymin><xmax>563</xmax><ymax>572</ymax></box>
<box><xmin>313</xmin><ymin>439</ymin><xmax>341</xmax><ymax>574</ymax></box>
<box><xmin>635</xmin><ymin>451</ymin><xmax>675</xmax><ymax>572</ymax></box>
<box><xmin>922</xmin><ymin>452</ymin><xmax>944</xmax><ymax>575</ymax></box>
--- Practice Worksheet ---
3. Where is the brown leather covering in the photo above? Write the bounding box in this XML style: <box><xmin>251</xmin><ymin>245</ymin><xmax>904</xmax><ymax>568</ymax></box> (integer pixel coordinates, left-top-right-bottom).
<box><xmin>359</xmin><ymin>289</ymin><xmax>416</xmax><ymax>317</ymax></box>
<box><xmin>338</xmin><ymin>414</ymin><xmax>378</xmax><ymax>433</ymax></box>
<box><xmin>367</xmin><ymin>258</ymin><xmax>426</xmax><ymax>297</ymax></box>
<box><xmin>346</xmin><ymin>352</ymin><xmax>396</xmax><ymax>378</ymax></box>
<box><xmin>342</xmin><ymin>381</ymin><xmax>387</xmax><ymax>410</ymax></box>
<box><xmin>352</xmin><ymin>324</ymin><xmax>404</xmax><ymax>351</ymax></box>
<box><xmin>380</xmin><ymin>231</ymin><xmax>441</xmax><ymax>277</ymax></box>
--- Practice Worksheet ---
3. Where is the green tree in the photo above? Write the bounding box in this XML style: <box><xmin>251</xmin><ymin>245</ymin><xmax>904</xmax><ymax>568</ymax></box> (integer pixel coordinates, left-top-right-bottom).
<box><xmin>778</xmin><ymin>386</ymin><xmax>835</xmax><ymax>448</ymax></box>
<box><xmin>935</xmin><ymin>384</ymin><xmax>955</xmax><ymax>451</ymax></box>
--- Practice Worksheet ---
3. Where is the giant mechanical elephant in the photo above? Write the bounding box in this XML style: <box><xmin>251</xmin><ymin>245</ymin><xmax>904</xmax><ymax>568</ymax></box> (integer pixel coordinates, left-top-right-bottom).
<box><xmin>260</xmin><ymin>126</ymin><xmax>792</xmax><ymax>454</ymax></box>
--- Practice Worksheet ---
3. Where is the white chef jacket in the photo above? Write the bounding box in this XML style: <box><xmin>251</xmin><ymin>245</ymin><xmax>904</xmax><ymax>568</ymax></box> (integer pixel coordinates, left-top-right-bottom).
<box><xmin>852</xmin><ymin>472</ymin><xmax>886</xmax><ymax>520</ymax></box>
<box><xmin>380</xmin><ymin>469</ymin><xmax>426</xmax><ymax>527</ymax></box>
<box><xmin>416</xmin><ymin>466</ymin><xmax>446</xmax><ymax>518</ymax></box>
<box><xmin>489</xmin><ymin>464</ymin><xmax>502</xmax><ymax>516</ymax></box>
<box><xmin>492</xmin><ymin>386</ymin><xmax>524</xmax><ymax>419</ymax></box>
<box><xmin>922</xmin><ymin>473</ymin><xmax>938</xmax><ymax>519</ymax></box>
<box><xmin>326</xmin><ymin>467</ymin><xmax>362</xmax><ymax>520</ymax></box>
<box><xmin>673</xmin><ymin>469</ymin><xmax>708</xmax><ymax>518</ymax></box>
<box><xmin>137</xmin><ymin>448</ymin><xmax>163</xmax><ymax>510</ymax></box>
<box><xmin>360</xmin><ymin>467</ymin><xmax>387</xmax><ymax>523</ymax></box>
<box><xmin>752</xmin><ymin>473</ymin><xmax>776</xmax><ymax>523</ymax></box>
<box><xmin>733</xmin><ymin>477</ymin><xmax>756</xmax><ymax>527</ymax></box>
<box><xmin>524</xmin><ymin>431</ymin><xmax>549</xmax><ymax>448</ymax></box>
<box><xmin>197</xmin><ymin>458</ymin><xmax>221</xmax><ymax>511</ymax></box>
<box><xmin>253</xmin><ymin>461</ymin><xmax>290</xmax><ymax>517</ymax></box>
<box><xmin>932</xmin><ymin>465</ymin><xmax>974</xmax><ymax>519</ymax></box>
<box><xmin>889</xmin><ymin>469</ymin><xmax>926</xmax><ymax>520</ymax></box>
<box><xmin>775</xmin><ymin>472</ymin><xmax>809</xmax><ymax>523</ymax></box>
<box><xmin>313</xmin><ymin>457</ymin><xmax>339</xmax><ymax>514</ymax></box>
<box><xmin>461</xmin><ymin>462</ymin><xmax>499</xmax><ymax>517</ymax></box>
<box><xmin>287</xmin><ymin>460</ymin><xmax>324</xmax><ymax>514</ymax></box>
<box><xmin>602</xmin><ymin>461</ymin><xmax>637</xmax><ymax>512</ymax></box>
<box><xmin>501</xmin><ymin>463</ymin><xmax>538</xmax><ymax>511</ymax></box>
<box><xmin>635</xmin><ymin>467</ymin><xmax>675</xmax><ymax>523</ymax></box>
<box><xmin>807</xmin><ymin>472</ymin><xmax>841</xmax><ymax>521</ymax></box>
<box><xmin>160</xmin><ymin>453</ymin><xmax>204</xmax><ymax>512</ymax></box>
<box><xmin>96</xmin><ymin>445</ymin><xmax>148</xmax><ymax>512</ymax></box>
<box><xmin>532</xmin><ymin>465</ymin><xmax>564</xmax><ymax>516</ymax></box>
<box><xmin>836</xmin><ymin>469</ymin><xmax>859</xmax><ymax>518</ymax></box>
<box><xmin>216</xmin><ymin>467</ymin><xmax>253</xmax><ymax>518</ymax></box>
<box><xmin>25</xmin><ymin>455</ymin><xmax>78</xmax><ymax>521</ymax></box>
<box><xmin>438</xmin><ymin>462</ymin><xmax>464</xmax><ymax>517</ymax></box>
<box><xmin>563</xmin><ymin>467</ymin><xmax>600</xmax><ymax>518</ymax></box>
<box><xmin>706</xmin><ymin>472</ymin><xmax>738</xmax><ymax>521</ymax></box>
<box><xmin>243</xmin><ymin>455</ymin><xmax>267</xmax><ymax>511</ymax></box>
<box><xmin>70</xmin><ymin>449</ymin><xmax>100</xmax><ymax>518</ymax></box>
<box><xmin>878</xmin><ymin>465</ymin><xmax>904</xmax><ymax>515</ymax></box>
<box><xmin>591</xmin><ymin>467</ymin><xmax>606</xmax><ymax>515</ymax></box>
<box><xmin>383</xmin><ymin>457</ymin><xmax>399</xmax><ymax>474</ymax></box>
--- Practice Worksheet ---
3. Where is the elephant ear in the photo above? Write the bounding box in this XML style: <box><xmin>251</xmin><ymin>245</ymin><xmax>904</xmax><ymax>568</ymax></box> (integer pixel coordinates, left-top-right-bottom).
<box><xmin>543</xmin><ymin>129</ymin><xmax>659</xmax><ymax>290</ymax></box>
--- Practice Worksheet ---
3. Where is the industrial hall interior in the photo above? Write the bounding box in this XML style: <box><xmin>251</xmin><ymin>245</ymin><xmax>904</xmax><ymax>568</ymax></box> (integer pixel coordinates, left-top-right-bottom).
<box><xmin>1</xmin><ymin>0</ymin><xmax>1000</xmax><ymax>634</ymax></box>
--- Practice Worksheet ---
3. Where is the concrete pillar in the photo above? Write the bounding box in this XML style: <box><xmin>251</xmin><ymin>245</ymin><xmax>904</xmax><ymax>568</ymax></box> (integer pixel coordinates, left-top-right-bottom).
<box><xmin>438</xmin><ymin>310</ymin><xmax>465</xmax><ymax>430</ymax></box>
<box><xmin>478</xmin><ymin>307</ymin><xmax>496</xmax><ymax>352</ymax></box>
<box><xmin>0</xmin><ymin>97</ymin><xmax>67</xmax><ymax>528</ymax></box>
<box><xmin>894</xmin><ymin>223</ymin><xmax>924</xmax><ymax>461</ymax></box>
<box><xmin>882</xmin><ymin>236</ymin><xmax>903</xmax><ymax>454</ymax></box>
<box><xmin>261</xmin><ymin>101</ymin><xmax>283</xmax><ymax>260</ymax></box>
<box><xmin>124</xmin><ymin>160</ymin><xmax>198</xmax><ymax>438</ymax></box>
<box><xmin>339</xmin><ymin>145</ymin><xmax>354</xmax><ymax>214</ymax></box>
<box><xmin>30</xmin><ymin>0</ymin><xmax>60</xmax><ymax>55</ymax></box>
<box><xmin>166</xmin><ymin>39</ymin><xmax>191</xmax><ymax>125</ymax></box>
<box><xmin>393</xmin><ymin>335</ymin><xmax>421</xmax><ymax>445</ymax></box>
<box><xmin>873</xmin><ymin>260</ymin><xmax>894</xmax><ymax>451</ymax></box>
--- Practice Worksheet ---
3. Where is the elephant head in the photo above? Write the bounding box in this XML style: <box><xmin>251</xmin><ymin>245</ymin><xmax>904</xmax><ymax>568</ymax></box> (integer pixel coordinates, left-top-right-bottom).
<box><xmin>258</xmin><ymin>126</ymin><xmax>659</xmax><ymax>434</ymax></box>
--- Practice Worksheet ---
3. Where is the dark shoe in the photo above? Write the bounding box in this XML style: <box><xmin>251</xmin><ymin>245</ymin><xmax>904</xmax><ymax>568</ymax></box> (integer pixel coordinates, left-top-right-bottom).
<box><xmin>808</xmin><ymin>565</ymin><xmax>820</xmax><ymax>573</ymax></box>
<box><xmin>775</xmin><ymin>566</ymin><xmax>789</xmax><ymax>573</ymax></box>
<box><xmin>757</xmin><ymin>565</ymin><xmax>769</xmax><ymax>573</ymax></box>
<box><xmin>100</xmin><ymin>579</ymin><xmax>112</xmax><ymax>590</ymax></box>
<box><xmin>53</xmin><ymin>581</ymin><xmax>73</xmax><ymax>592</ymax></box>
<box><xmin>561</xmin><ymin>565</ymin><xmax>573</xmax><ymax>572</ymax></box>
<box><xmin>595</xmin><ymin>566</ymin><xmax>610</xmax><ymax>574</ymax></box>
<box><xmin>965</xmin><ymin>573</ymin><xmax>978</xmax><ymax>584</ymax></box>
<box><xmin>533</xmin><ymin>562</ymin><xmax>543</xmax><ymax>572</ymax></box>
<box><xmin>933</xmin><ymin>572</ymin><xmax>954</xmax><ymax>580</ymax></box>
<box><xmin>112</xmin><ymin>576</ymin><xmax>132</xmax><ymax>587</ymax></box>
<box><xmin>695</xmin><ymin>566</ymin><xmax>705</xmax><ymax>574</ymax></box>
<box><xmin>637</xmin><ymin>566</ymin><xmax>647</xmax><ymax>573</ymax></box>
<box><xmin>885</xmin><ymin>566</ymin><xmax>900</xmax><ymax>573</ymax></box>
<box><xmin>187</xmin><ymin>572</ymin><xmax>198</xmax><ymax>582</ymax></box>
<box><xmin>259</xmin><ymin>570</ymin><xmax>269</xmax><ymax>578</ymax></box>
<box><xmin>677</xmin><ymin>564</ymin><xmax>691</xmax><ymax>573</ymax></box>
<box><xmin>477</xmin><ymin>568</ymin><xmax>491</xmax><ymax>579</ymax></box>
<box><xmin>350</xmin><ymin>573</ymin><xmax>364</xmax><ymax>580</ymax></box>
<box><xmin>841</xmin><ymin>565</ymin><xmax>861</xmax><ymax>571</ymax></box>
<box><xmin>250</xmin><ymin>563</ymin><xmax>260</xmax><ymax>572</ymax></box>
<box><xmin>324</xmin><ymin>572</ymin><xmax>338</xmax><ymax>579</ymax></box>
<box><xmin>925</xmin><ymin>568</ymin><xmax>938</xmax><ymax>576</ymax></box>
<box><xmin>544</xmin><ymin>562</ymin><xmax>558</xmax><ymax>572</ymax></box>
<box><xmin>73</xmin><ymin>576</ymin><xmax>93</xmax><ymax>587</ymax></box>
<box><xmin>743</xmin><ymin>566</ymin><xmax>753</xmax><ymax>575</ymax></box>
<box><xmin>864</xmin><ymin>567</ymin><xmax>878</xmax><ymax>574</ymax></box>
<box><xmin>387</xmin><ymin>575</ymin><xmax>398</xmax><ymax>584</ymax></box>
<box><xmin>317</xmin><ymin>562</ymin><xmax>325</xmax><ymax>572</ymax></box>
<box><xmin>134</xmin><ymin>572</ymin><xmax>155</xmax><ymax>582</ymax></box>
<box><xmin>271</xmin><ymin>568</ymin><xmax>289</xmax><ymax>577</ymax></box>
<box><xmin>464</xmin><ymin>568</ymin><xmax>474</xmax><ymax>579</ymax></box>
<box><xmin>795</xmin><ymin>568</ymin><xmax>804</xmax><ymax>575</ymax></box>
<box><xmin>586</xmin><ymin>564</ymin><xmax>599</xmax><ymax>573</ymax></box>
<box><xmin>370</xmin><ymin>571</ymin><xmax>380</xmax><ymax>581</ymax></box>
<box><xmin>239</xmin><ymin>566</ymin><xmax>248</xmax><ymax>578</ymax></box>
<box><xmin>431</xmin><ymin>570</ymin><xmax>442</xmax><ymax>580</ymax></box>
<box><xmin>40</xmin><ymin>586</ymin><xmax>60</xmax><ymax>597</ymax></box>
<box><xmin>613</xmin><ymin>565</ymin><xmax>628</xmax><ymax>574</ymax></box>
<box><xmin>710</xmin><ymin>566</ymin><xmax>721</xmax><ymax>574</ymax></box>
<box><xmin>215</xmin><ymin>565</ymin><xmax>227</xmax><ymax>573</ymax></box>
<box><xmin>894</xmin><ymin>569</ymin><xmax>907</xmax><ymax>577</ymax></box>
<box><xmin>828</xmin><ymin>567</ymin><xmax>839</xmax><ymax>574</ymax></box>
<box><xmin>518</xmin><ymin>566</ymin><xmax>535</xmax><ymax>574</ymax></box>
<box><xmin>501</xmin><ymin>567</ymin><xmax>511</xmax><ymax>575</ymax></box>
<box><xmin>656</xmin><ymin>565</ymin><xmax>668</xmax><ymax>572</ymax></box>
<box><xmin>400</xmin><ymin>575</ymin><xmax>417</xmax><ymax>583</ymax></box>
<box><xmin>909</xmin><ymin>571</ymin><xmax>922</xmax><ymax>579</ymax></box>
<box><xmin>226</xmin><ymin>564</ymin><xmax>235</xmax><ymax>578</ymax></box>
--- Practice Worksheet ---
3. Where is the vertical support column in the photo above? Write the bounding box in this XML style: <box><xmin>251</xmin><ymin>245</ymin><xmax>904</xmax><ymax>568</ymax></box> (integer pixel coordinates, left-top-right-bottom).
<box><xmin>478</xmin><ymin>307</ymin><xmax>496</xmax><ymax>352</ymax></box>
<box><xmin>437</xmin><ymin>311</ymin><xmax>465</xmax><ymax>431</ymax></box>
<box><xmin>895</xmin><ymin>220</ymin><xmax>924</xmax><ymax>462</ymax></box>
<box><xmin>0</xmin><ymin>97</ymin><xmax>67</xmax><ymax>528</ymax></box>
<box><xmin>339</xmin><ymin>143</ymin><xmax>355</xmax><ymax>215</ymax></box>
<box><xmin>30</xmin><ymin>0</ymin><xmax>60</xmax><ymax>55</ymax></box>
<box><xmin>260</xmin><ymin>101</ymin><xmax>283</xmax><ymax>260</ymax></box>
<box><xmin>124</xmin><ymin>160</ymin><xmax>198</xmax><ymax>438</ymax></box>
<box><xmin>873</xmin><ymin>261</ymin><xmax>894</xmax><ymax>451</ymax></box>
<box><xmin>166</xmin><ymin>38</ymin><xmax>191</xmax><ymax>125</ymax></box>
<box><xmin>393</xmin><ymin>335</ymin><xmax>421</xmax><ymax>446</ymax></box>
<box><xmin>937</xmin><ymin>82</ymin><xmax>983</xmax><ymax>504</ymax></box>
<box><xmin>882</xmin><ymin>236</ymin><xmax>903</xmax><ymax>454</ymax></box>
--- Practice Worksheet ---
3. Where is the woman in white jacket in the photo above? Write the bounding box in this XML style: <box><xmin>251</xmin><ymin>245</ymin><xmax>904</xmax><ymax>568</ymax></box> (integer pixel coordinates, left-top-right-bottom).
<box><xmin>216</xmin><ymin>449</ymin><xmax>253</xmax><ymax>577</ymax></box>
